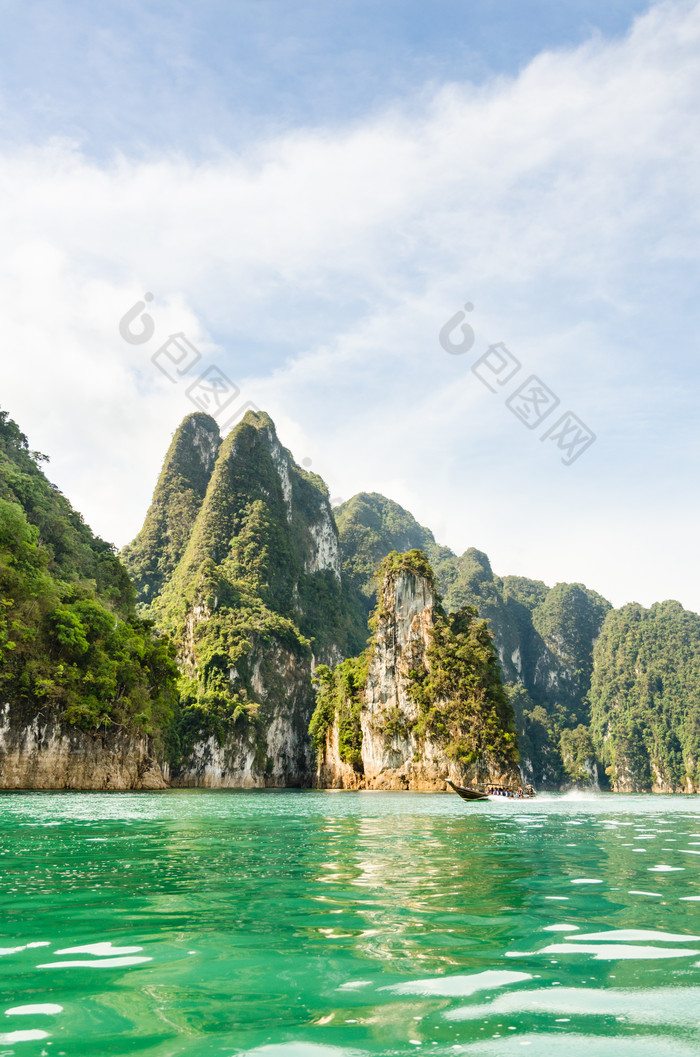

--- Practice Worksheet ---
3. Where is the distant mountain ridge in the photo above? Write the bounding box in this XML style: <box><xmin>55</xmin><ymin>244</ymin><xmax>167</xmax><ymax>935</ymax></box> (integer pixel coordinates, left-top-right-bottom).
<box><xmin>1</xmin><ymin>403</ymin><xmax>698</xmax><ymax>793</ymax></box>
<box><xmin>118</xmin><ymin>413</ymin><xmax>700</xmax><ymax>794</ymax></box>
<box><xmin>333</xmin><ymin>492</ymin><xmax>698</xmax><ymax>791</ymax></box>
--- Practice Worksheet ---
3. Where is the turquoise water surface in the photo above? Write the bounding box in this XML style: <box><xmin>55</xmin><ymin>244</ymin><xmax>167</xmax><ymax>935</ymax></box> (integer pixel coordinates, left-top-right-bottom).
<box><xmin>0</xmin><ymin>789</ymin><xmax>699</xmax><ymax>1056</ymax></box>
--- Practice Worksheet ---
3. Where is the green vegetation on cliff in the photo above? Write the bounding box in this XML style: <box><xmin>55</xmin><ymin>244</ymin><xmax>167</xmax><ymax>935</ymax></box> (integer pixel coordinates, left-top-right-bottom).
<box><xmin>335</xmin><ymin>492</ymin><xmax>612</xmax><ymax>787</ymax></box>
<box><xmin>129</xmin><ymin>410</ymin><xmax>358</xmax><ymax>767</ymax></box>
<box><xmin>408</xmin><ymin>604</ymin><xmax>519</xmax><ymax>768</ymax></box>
<box><xmin>4</xmin><ymin>408</ymin><xmax>697</xmax><ymax>795</ymax></box>
<box><xmin>589</xmin><ymin>601</ymin><xmax>700</xmax><ymax>791</ymax></box>
<box><xmin>309</xmin><ymin>549</ymin><xmax>519</xmax><ymax>776</ymax></box>
<box><xmin>370</xmin><ymin>548</ymin><xmax>439</xmax><ymax>622</ymax></box>
<box><xmin>519</xmin><ymin>581</ymin><xmax>611</xmax><ymax>786</ymax></box>
<box><xmin>0</xmin><ymin>410</ymin><xmax>178</xmax><ymax>737</ymax></box>
<box><xmin>310</xmin><ymin>655</ymin><xmax>368</xmax><ymax>768</ymax></box>
<box><xmin>121</xmin><ymin>413</ymin><xmax>221</xmax><ymax>602</ymax></box>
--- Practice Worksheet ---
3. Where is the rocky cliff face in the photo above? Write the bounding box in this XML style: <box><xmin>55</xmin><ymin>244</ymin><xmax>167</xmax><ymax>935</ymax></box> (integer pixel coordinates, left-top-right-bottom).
<box><xmin>170</xmin><ymin>643</ymin><xmax>314</xmax><ymax>787</ymax></box>
<box><xmin>313</xmin><ymin>552</ymin><xmax>521</xmax><ymax>791</ymax></box>
<box><xmin>5</xmin><ymin>403</ymin><xmax>699</xmax><ymax>794</ymax></box>
<box><xmin>130</xmin><ymin>409</ymin><xmax>354</xmax><ymax>787</ymax></box>
<box><xmin>335</xmin><ymin>494</ymin><xmax>612</xmax><ymax>789</ymax></box>
<box><xmin>0</xmin><ymin>704</ymin><xmax>167</xmax><ymax>790</ymax></box>
<box><xmin>359</xmin><ymin>569</ymin><xmax>439</xmax><ymax>789</ymax></box>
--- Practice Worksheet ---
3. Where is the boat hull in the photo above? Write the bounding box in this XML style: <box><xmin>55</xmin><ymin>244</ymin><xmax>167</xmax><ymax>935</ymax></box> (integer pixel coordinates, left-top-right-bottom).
<box><xmin>445</xmin><ymin>779</ymin><xmax>489</xmax><ymax>801</ymax></box>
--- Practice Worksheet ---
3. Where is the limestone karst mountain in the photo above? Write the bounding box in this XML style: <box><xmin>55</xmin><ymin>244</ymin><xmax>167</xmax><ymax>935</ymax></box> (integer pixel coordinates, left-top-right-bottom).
<box><xmin>311</xmin><ymin>549</ymin><xmax>521</xmax><ymax>790</ymax></box>
<box><xmin>2</xmin><ymin>403</ymin><xmax>700</xmax><ymax>793</ymax></box>
<box><xmin>589</xmin><ymin>600</ymin><xmax>700</xmax><ymax>792</ymax></box>
<box><xmin>335</xmin><ymin>491</ymin><xmax>611</xmax><ymax>787</ymax></box>
<box><xmin>124</xmin><ymin>409</ymin><xmax>360</xmax><ymax>786</ymax></box>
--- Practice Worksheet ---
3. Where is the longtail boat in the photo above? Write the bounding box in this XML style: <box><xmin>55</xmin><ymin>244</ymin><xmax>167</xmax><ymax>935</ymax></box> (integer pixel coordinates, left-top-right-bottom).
<box><xmin>445</xmin><ymin>779</ymin><xmax>536</xmax><ymax>801</ymax></box>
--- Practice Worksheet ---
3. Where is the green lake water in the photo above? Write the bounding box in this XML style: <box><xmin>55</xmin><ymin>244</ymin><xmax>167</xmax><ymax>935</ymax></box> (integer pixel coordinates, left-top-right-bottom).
<box><xmin>0</xmin><ymin>790</ymin><xmax>699</xmax><ymax>1057</ymax></box>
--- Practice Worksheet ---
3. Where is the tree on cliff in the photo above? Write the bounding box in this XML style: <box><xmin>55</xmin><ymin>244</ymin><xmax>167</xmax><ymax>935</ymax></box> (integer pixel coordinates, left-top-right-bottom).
<box><xmin>310</xmin><ymin>549</ymin><xmax>519</xmax><ymax>782</ymax></box>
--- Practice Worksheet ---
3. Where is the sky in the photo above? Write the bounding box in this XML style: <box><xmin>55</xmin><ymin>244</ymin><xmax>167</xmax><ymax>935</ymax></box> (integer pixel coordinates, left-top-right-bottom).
<box><xmin>1</xmin><ymin>0</ymin><xmax>699</xmax><ymax>612</ymax></box>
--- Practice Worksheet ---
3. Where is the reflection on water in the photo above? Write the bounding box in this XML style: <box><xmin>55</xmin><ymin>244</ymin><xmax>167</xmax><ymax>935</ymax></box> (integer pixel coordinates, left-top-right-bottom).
<box><xmin>0</xmin><ymin>790</ymin><xmax>698</xmax><ymax>1055</ymax></box>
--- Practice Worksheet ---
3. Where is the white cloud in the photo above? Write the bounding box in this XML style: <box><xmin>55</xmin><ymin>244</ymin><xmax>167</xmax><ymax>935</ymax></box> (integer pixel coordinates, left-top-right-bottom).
<box><xmin>1</xmin><ymin>0</ymin><xmax>699</xmax><ymax>610</ymax></box>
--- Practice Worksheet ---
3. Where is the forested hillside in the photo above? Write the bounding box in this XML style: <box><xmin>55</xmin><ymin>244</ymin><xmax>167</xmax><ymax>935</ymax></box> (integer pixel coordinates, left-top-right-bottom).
<box><xmin>2</xmin><ymin>406</ymin><xmax>699</xmax><ymax>794</ymax></box>
<box><xmin>337</xmin><ymin>490</ymin><xmax>700</xmax><ymax>792</ymax></box>
<box><xmin>0</xmin><ymin>410</ymin><xmax>177</xmax><ymax>739</ymax></box>
<box><xmin>122</xmin><ymin>410</ymin><xmax>362</xmax><ymax>783</ymax></box>
<box><xmin>589</xmin><ymin>601</ymin><xmax>700</xmax><ymax>792</ymax></box>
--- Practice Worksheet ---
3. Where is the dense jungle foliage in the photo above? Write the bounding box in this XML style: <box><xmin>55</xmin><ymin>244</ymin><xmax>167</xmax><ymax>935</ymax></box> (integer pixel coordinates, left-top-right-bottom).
<box><xmin>4</xmin><ymin>406</ymin><xmax>699</xmax><ymax>794</ymax></box>
<box><xmin>309</xmin><ymin>654</ymin><xmax>368</xmax><ymax>768</ymax></box>
<box><xmin>309</xmin><ymin>549</ymin><xmax>519</xmax><ymax>775</ymax></box>
<box><xmin>0</xmin><ymin>410</ymin><xmax>177</xmax><ymax>737</ymax></box>
<box><xmin>135</xmin><ymin>411</ymin><xmax>361</xmax><ymax>759</ymax></box>
<box><xmin>335</xmin><ymin>492</ymin><xmax>613</xmax><ymax>786</ymax></box>
<box><xmin>589</xmin><ymin>601</ymin><xmax>700</xmax><ymax>790</ymax></box>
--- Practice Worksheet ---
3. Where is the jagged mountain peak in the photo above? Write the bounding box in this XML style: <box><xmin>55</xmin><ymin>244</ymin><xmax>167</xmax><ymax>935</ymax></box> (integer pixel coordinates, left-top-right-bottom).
<box><xmin>334</xmin><ymin>491</ymin><xmax>448</xmax><ymax>604</ymax></box>
<box><xmin>168</xmin><ymin>408</ymin><xmax>337</xmax><ymax>590</ymax></box>
<box><xmin>178</xmin><ymin>412</ymin><xmax>221</xmax><ymax>470</ymax></box>
<box><xmin>121</xmin><ymin>411</ymin><xmax>221</xmax><ymax>601</ymax></box>
<box><xmin>136</xmin><ymin>407</ymin><xmax>354</xmax><ymax>785</ymax></box>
